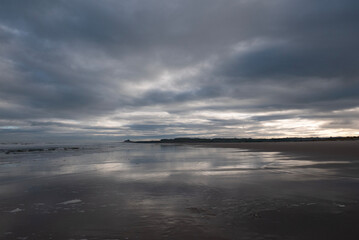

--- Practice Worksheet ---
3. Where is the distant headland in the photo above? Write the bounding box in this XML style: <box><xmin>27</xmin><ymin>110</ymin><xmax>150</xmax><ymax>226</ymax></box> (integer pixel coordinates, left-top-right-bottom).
<box><xmin>125</xmin><ymin>136</ymin><xmax>359</xmax><ymax>143</ymax></box>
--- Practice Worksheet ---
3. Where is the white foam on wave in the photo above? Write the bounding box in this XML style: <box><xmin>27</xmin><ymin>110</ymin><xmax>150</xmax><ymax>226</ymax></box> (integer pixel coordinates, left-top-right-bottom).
<box><xmin>58</xmin><ymin>199</ymin><xmax>82</xmax><ymax>205</ymax></box>
<box><xmin>9</xmin><ymin>208</ymin><xmax>23</xmax><ymax>213</ymax></box>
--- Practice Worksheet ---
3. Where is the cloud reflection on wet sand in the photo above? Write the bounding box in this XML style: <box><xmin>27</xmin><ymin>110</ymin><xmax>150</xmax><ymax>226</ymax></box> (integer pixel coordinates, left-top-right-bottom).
<box><xmin>0</xmin><ymin>143</ymin><xmax>358</xmax><ymax>239</ymax></box>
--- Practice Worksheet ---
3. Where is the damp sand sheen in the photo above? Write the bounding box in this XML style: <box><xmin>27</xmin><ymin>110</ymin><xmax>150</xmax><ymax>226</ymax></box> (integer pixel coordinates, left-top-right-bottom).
<box><xmin>0</xmin><ymin>141</ymin><xmax>359</xmax><ymax>239</ymax></box>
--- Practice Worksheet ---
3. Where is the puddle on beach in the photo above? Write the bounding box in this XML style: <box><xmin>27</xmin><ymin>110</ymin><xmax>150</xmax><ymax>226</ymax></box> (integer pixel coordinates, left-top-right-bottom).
<box><xmin>0</xmin><ymin>143</ymin><xmax>358</xmax><ymax>239</ymax></box>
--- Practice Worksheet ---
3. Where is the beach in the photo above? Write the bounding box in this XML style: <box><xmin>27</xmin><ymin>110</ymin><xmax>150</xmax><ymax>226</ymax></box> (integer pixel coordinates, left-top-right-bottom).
<box><xmin>0</xmin><ymin>141</ymin><xmax>359</xmax><ymax>239</ymax></box>
<box><xmin>2</xmin><ymin>0</ymin><xmax>359</xmax><ymax>239</ymax></box>
<box><xmin>191</xmin><ymin>140</ymin><xmax>359</xmax><ymax>160</ymax></box>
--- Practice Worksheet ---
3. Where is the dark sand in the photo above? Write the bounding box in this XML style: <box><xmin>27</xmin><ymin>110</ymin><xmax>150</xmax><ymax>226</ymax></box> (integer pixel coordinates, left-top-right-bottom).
<box><xmin>187</xmin><ymin>140</ymin><xmax>359</xmax><ymax>160</ymax></box>
<box><xmin>1</xmin><ymin>141</ymin><xmax>359</xmax><ymax>240</ymax></box>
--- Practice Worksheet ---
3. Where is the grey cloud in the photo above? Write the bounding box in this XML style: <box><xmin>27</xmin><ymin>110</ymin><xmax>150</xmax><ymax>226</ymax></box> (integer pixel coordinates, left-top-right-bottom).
<box><xmin>218</xmin><ymin>44</ymin><xmax>359</xmax><ymax>79</ymax></box>
<box><xmin>0</xmin><ymin>0</ymin><xmax>358</xmax><ymax>141</ymax></box>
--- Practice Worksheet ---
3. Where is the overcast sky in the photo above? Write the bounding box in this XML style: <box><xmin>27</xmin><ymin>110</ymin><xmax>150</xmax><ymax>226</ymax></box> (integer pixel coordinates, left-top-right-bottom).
<box><xmin>1</xmin><ymin>0</ymin><xmax>359</xmax><ymax>142</ymax></box>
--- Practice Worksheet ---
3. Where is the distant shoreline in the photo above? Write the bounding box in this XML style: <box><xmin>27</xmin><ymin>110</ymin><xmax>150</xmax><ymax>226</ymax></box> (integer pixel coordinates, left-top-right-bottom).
<box><xmin>128</xmin><ymin>136</ymin><xmax>359</xmax><ymax>144</ymax></box>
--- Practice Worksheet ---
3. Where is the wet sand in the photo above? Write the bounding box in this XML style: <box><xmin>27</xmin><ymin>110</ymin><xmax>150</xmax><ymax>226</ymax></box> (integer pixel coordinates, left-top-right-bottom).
<box><xmin>187</xmin><ymin>140</ymin><xmax>359</xmax><ymax>160</ymax></box>
<box><xmin>1</xmin><ymin>142</ymin><xmax>359</xmax><ymax>239</ymax></box>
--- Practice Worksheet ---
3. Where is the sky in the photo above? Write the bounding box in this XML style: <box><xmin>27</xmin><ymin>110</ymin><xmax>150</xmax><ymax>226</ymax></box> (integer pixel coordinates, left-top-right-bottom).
<box><xmin>1</xmin><ymin>0</ymin><xmax>359</xmax><ymax>142</ymax></box>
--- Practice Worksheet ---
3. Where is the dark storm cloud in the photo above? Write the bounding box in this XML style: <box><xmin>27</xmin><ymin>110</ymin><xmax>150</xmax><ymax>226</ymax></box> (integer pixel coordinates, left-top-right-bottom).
<box><xmin>0</xmin><ymin>0</ymin><xmax>358</xmax><ymax>140</ymax></box>
<box><xmin>219</xmin><ymin>44</ymin><xmax>359</xmax><ymax>79</ymax></box>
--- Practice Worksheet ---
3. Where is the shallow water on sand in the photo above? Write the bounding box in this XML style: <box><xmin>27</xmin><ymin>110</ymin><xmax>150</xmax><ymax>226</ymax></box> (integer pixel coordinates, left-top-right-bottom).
<box><xmin>0</xmin><ymin>143</ymin><xmax>358</xmax><ymax>239</ymax></box>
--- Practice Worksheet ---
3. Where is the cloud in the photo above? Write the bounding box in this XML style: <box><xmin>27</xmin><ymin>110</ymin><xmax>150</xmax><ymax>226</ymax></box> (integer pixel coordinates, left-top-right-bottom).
<box><xmin>0</xmin><ymin>0</ymin><xmax>359</xmax><ymax>141</ymax></box>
